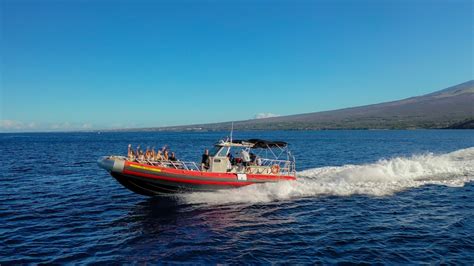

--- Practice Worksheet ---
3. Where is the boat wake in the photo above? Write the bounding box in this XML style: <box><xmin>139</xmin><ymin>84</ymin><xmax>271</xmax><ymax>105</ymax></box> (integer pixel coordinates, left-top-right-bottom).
<box><xmin>181</xmin><ymin>147</ymin><xmax>474</xmax><ymax>205</ymax></box>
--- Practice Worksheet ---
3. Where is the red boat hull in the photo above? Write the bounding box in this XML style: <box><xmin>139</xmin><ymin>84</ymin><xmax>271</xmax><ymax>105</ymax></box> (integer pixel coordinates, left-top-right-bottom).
<box><xmin>98</xmin><ymin>157</ymin><xmax>296</xmax><ymax>196</ymax></box>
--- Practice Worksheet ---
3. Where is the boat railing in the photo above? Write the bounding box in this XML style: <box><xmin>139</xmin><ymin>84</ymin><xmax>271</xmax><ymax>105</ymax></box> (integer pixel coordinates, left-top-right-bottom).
<box><xmin>121</xmin><ymin>156</ymin><xmax>296</xmax><ymax>176</ymax></box>
<box><xmin>259</xmin><ymin>158</ymin><xmax>296</xmax><ymax>176</ymax></box>
<box><xmin>130</xmin><ymin>158</ymin><xmax>201</xmax><ymax>171</ymax></box>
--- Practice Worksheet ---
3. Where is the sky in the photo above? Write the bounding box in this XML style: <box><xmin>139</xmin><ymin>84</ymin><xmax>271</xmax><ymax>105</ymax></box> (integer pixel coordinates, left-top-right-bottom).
<box><xmin>0</xmin><ymin>0</ymin><xmax>472</xmax><ymax>132</ymax></box>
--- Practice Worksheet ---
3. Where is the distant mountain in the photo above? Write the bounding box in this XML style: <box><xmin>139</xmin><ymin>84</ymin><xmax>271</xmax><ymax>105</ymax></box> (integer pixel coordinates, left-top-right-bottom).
<box><xmin>444</xmin><ymin>119</ymin><xmax>474</xmax><ymax>129</ymax></box>
<box><xmin>134</xmin><ymin>80</ymin><xmax>474</xmax><ymax>131</ymax></box>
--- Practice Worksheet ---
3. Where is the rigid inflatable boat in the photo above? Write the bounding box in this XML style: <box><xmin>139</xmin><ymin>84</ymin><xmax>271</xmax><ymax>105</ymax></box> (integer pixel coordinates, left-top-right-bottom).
<box><xmin>98</xmin><ymin>139</ymin><xmax>296</xmax><ymax>196</ymax></box>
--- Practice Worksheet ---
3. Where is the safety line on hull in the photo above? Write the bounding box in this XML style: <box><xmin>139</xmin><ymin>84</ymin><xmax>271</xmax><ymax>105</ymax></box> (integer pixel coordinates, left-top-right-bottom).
<box><xmin>128</xmin><ymin>164</ymin><xmax>162</xmax><ymax>173</ymax></box>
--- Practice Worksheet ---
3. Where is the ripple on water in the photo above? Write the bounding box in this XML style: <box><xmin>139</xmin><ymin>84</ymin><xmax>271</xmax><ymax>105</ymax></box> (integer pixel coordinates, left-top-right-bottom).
<box><xmin>1</xmin><ymin>132</ymin><xmax>474</xmax><ymax>263</ymax></box>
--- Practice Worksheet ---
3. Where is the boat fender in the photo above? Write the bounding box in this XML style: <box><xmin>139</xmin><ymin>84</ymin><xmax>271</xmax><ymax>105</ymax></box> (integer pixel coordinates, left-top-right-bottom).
<box><xmin>271</xmin><ymin>164</ymin><xmax>280</xmax><ymax>174</ymax></box>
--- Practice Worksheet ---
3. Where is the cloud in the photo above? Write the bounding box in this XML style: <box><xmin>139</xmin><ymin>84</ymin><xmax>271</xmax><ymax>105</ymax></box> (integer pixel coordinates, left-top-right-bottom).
<box><xmin>81</xmin><ymin>123</ymin><xmax>93</xmax><ymax>129</ymax></box>
<box><xmin>0</xmin><ymin>120</ymin><xmax>29</xmax><ymax>130</ymax></box>
<box><xmin>49</xmin><ymin>122</ymin><xmax>97</xmax><ymax>131</ymax></box>
<box><xmin>254</xmin><ymin>113</ymin><xmax>280</xmax><ymax>119</ymax></box>
<box><xmin>51</xmin><ymin>122</ymin><xmax>72</xmax><ymax>130</ymax></box>
<box><xmin>0</xmin><ymin>120</ymin><xmax>96</xmax><ymax>132</ymax></box>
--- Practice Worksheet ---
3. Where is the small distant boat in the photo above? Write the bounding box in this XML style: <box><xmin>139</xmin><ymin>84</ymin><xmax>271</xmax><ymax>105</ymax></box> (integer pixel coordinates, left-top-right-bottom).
<box><xmin>98</xmin><ymin>138</ymin><xmax>296</xmax><ymax>196</ymax></box>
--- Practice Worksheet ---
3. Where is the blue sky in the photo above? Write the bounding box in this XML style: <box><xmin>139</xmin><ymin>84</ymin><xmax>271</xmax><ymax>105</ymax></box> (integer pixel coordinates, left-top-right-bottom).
<box><xmin>1</xmin><ymin>0</ymin><xmax>472</xmax><ymax>132</ymax></box>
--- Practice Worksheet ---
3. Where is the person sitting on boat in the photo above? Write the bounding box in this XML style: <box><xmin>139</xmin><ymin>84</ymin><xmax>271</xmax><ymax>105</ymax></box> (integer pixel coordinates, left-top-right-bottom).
<box><xmin>163</xmin><ymin>150</ymin><xmax>169</xmax><ymax>161</ymax></box>
<box><xmin>250</xmin><ymin>152</ymin><xmax>257</xmax><ymax>165</ymax></box>
<box><xmin>148</xmin><ymin>149</ymin><xmax>154</xmax><ymax>160</ymax></box>
<box><xmin>136</xmin><ymin>145</ymin><xmax>141</xmax><ymax>157</ymax></box>
<box><xmin>155</xmin><ymin>150</ymin><xmax>163</xmax><ymax>161</ymax></box>
<box><xmin>241</xmin><ymin>149</ymin><xmax>251</xmax><ymax>166</ymax></box>
<box><xmin>145</xmin><ymin>147</ymin><xmax>151</xmax><ymax>160</ymax></box>
<box><xmin>201</xmin><ymin>149</ymin><xmax>210</xmax><ymax>171</ymax></box>
<box><xmin>169</xmin><ymin>152</ymin><xmax>177</xmax><ymax>161</ymax></box>
<box><xmin>234</xmin><ymin>157</ymin><xmax>242</xmax><ymax>165</ymax></box>
<box><xmin>151</xmin><ymin>147</ymin><xmax>156</xmax><ymax>161</ymax></box>
<box><xmin>127</xmin><ymin>144</ymin><xmax>135</xmax><ymax>160</ymax></box>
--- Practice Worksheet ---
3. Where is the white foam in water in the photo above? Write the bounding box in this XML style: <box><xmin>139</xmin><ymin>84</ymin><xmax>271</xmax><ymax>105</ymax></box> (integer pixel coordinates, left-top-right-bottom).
<box><xmin>181</xmin><ymin>147</ymin><xmax>474</xmax><ymax>206</ymax></box>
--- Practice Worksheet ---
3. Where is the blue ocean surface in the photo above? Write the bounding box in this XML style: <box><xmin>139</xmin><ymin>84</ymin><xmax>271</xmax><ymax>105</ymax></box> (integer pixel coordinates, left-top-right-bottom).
<box><xmin>1</xmin><ymin>130</ymin><xmax>473</xmax><ymax>263</ymax></box>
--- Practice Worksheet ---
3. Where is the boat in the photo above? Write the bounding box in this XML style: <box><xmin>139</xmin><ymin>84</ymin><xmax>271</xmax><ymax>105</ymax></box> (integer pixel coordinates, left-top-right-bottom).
<box><xmin>97</xmin><ymin>138</ymin><xmax>296</xmax><ymax>196</ymax></box>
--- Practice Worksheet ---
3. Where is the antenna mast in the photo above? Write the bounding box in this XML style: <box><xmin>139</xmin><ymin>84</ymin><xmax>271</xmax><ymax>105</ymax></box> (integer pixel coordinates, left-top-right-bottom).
<box><xmin>230</xmin><ymin>122</ymin><xmax>234</xmax><ymax>142</ymax></box>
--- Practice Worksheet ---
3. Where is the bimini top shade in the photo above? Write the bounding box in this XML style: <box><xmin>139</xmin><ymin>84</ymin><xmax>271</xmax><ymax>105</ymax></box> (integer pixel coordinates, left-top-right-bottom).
<box><xmin>232</xmin><ymin>139</ymin><xmax>288</xmax><ymax>148</ymax></box>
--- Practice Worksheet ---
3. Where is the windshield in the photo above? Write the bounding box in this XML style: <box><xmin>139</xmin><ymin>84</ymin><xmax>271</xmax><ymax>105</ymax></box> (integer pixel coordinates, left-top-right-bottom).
<box><xmin>210</xmin><ymin>146</ymin><xmax>221</xmax><ymax>156</ymax></box>
<box><xmin>210</xmin><ymin>146</ymin><xmax>230</xmax><ymax>157</ymax></box>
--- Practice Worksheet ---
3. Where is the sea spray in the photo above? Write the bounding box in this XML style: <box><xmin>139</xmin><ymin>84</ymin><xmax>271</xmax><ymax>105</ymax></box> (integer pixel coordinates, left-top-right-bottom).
<box><xmin>181</xmin><ymin>147</ymin><xmax>474</xmax><ymax>205</ymax></box>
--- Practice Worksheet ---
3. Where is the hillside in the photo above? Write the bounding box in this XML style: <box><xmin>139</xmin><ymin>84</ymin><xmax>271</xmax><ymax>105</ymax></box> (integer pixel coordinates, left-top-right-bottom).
<box><xmin>136</xmin><ymin>80</ymin><xmax>474</xmax><ymax>131</ymax></box>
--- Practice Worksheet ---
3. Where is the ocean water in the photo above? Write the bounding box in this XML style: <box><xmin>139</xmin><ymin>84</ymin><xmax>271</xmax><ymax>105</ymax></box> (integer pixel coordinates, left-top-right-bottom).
<box><xmin>1</xmin><ymin>130</ymin><xmax>473</xmax><ymax>263</ymax></box>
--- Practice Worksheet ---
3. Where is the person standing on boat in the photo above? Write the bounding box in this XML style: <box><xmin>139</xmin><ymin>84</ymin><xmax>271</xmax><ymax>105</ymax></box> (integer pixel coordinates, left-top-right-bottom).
<box><xmin>241</xmin><ymin>149</ymin><xmax>251</xmax><ymax>166</ymax></box>
<box><xmin>201</xmin><ymin>149</ymin><xmax>210</xmax><ymax>171</ymax></box>
<box><xmin>226</xmin><ymin>152</ymin><xmax>233</xmax><ymax>171</ymax></box>
<box><xmin>227</xmin><ymin>152</ymin><xmax>234</xmax><ymax>165</ymax></box>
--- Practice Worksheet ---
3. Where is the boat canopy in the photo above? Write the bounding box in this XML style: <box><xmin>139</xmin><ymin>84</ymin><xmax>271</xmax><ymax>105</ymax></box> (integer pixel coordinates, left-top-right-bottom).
<box><xmin>231</xmin><ymin>139</ymin><xmax>288</xmax><ymax>149</ymax></box>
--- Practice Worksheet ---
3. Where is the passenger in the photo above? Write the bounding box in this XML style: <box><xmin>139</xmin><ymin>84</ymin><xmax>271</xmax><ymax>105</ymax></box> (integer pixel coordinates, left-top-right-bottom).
<box><xmin>155</xmin><ymin>150</ymin><xmax>163</xmax><ymax>161</ymax></box>
<box><xmin>250</xmin><ymin>152</ymin><xmax>257</xmax><ymax>165</ymax></box>
<box><xmin>169</xmin><ymin>152</ymin><xmax>177</xmax><ymax>161</ymax></box>
<box><xmin>241</xmin><ymin>149</ymin><xmax>251</xmax><ymax>167</ymax></box>
<box><xmin>201</xmin><ymin>149</ymin><xmax>210</xmax><ymax>171</ymax></box>
<box><xmin>135</xmin><ymin>146</ymin><xmax>143</xmax><ymax>160</ymax></box>
<box><xmin>136</xmin><ymin>145</ymin><xmax>141</xmax><ymax>157</ymax></box>
<box><xmin>226</xmin><ymin>152</ymin><xmax>233</xmax><ymax>171</ymax></box>
<box><xmin>235</xmin><ymin>157</ymin><xmax>242</xmax><ymax>164</ymax></box>
<box><xmin>227</xmin><ymin>152</ymin><xmax>234</xmax><ymax>165</ymax></box>
<box><xmin>148</xmin><ymin>148</ymin><xmax>153</xmax><ymax>160</ymax></box>
<box><xmin>256</xmin><ymin>156</ymin><xmax>262</xmax><ymax>166</ymax></box>
<box><xmin>151</xmin><ymin>147</ymin><xmax>156</xmax><ymax>161</ymax></box>
<box><xmin>127</xmin><ymin>144</ymin><xmax>135</xmax><ymax>159</ymax></box>
<box><xmin>145</xmin><ymin>147</ymin><xmax>150</xmax><ymax>160</ymax></box>
<box><xmin>163</xmin><ymin>150</ymin><xmax>169</xmax><ymax>161</ymax></box>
